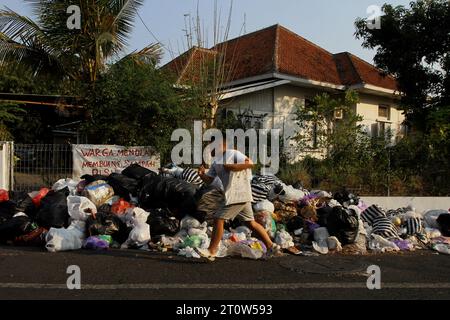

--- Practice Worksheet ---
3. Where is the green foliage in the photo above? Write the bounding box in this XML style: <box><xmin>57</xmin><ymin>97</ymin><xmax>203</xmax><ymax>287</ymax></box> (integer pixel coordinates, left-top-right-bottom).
<box><xmin>355</xmin><ymin>0</ymin><xmax>450</xmax><ymax>131</ymax></box>
<box><xmin>82</xmin><ymin>58</ymin><xmax>202</xmax><ymax>160</ymax></box>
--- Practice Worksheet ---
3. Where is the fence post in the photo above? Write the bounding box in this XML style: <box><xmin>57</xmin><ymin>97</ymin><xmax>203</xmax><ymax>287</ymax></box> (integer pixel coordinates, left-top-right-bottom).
<box><xmin>0</xmin><ymin>141</ymin><xmax>14</xmax><ymax>190</ymax></box>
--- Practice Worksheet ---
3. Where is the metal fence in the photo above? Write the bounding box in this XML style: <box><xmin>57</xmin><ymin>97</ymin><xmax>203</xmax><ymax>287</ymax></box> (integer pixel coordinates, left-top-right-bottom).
<box><xmin>13</xmin><ymin>144</ymin><xmax>72</xmax><ymax>192</ymax></box>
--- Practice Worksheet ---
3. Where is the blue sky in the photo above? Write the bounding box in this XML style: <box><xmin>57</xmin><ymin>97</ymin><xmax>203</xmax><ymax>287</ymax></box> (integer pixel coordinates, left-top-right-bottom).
<box><xmin>1</xmin><ymin>0</ymin><xmax>411</xmax><ymax>65</ymax></box>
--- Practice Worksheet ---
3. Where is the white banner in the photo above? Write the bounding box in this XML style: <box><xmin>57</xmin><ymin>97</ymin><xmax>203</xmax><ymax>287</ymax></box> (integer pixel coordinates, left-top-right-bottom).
<box><xmin>72</xmin><ymin>145</ymin><xmax>160</xmax><ymax>179</ymax></box>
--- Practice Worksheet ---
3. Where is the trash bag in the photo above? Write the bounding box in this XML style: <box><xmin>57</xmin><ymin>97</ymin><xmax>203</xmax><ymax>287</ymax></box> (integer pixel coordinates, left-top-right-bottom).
<box><xmin>85</xmin><ymin>205</ymin><xmax>128</xmax><ymax>243</ymax></box>
<box><xmin>67</xmin><ymin>196</ymin><xmax>97</xmax><ymax>222</ymax></box>
<box><xmin>139</xmin><ymin>175</ymin><xmax>198</xmax><ymax>220</ymax></box>
<box><xmin>52</xmin><ymin>178</ymin><xmax>78</xmax><ymax>195</ymax></box>
<box><xmin>227</xmin><ymin>240</ymin><xmax>267</xmax><ymax>260</ymax></box>
<box><xmin>254</xmin><ymin>211</ymin><xmax>276</xmax><ymax>238</ymax></box>
<box><xmin>437</xmin><ymin>214</ymin><xmax>450</xmax><ymax>237</ymax></box>
<box><xmin>107</xmin><ymin>173</ymin><xmax>139</xmax><ymax>200</ymax></box>
<box><xmin>121</xmin><ymin>208</ymin><xmax>151</xmax><ymax>249</ymax></box>
<box><xmin>13</xmin><ymin>227</ymin><xmax>47</xmax><ymax>247</ymax></box>
<box><xmin>325</xmin><ymin>206</ymin><xmax>359</xmax><ymax>245</ymax></box>
<box><xmin>81</xmin><ymin>174</ymin><xmax>109</xmax><ymax>184</ymax></box>
<box><xmin>0</xmin><ymin>214</ymin><xmax>34</xmax><ymax>244</ymax></box>
<box><xmin>424</xmin><ymin>210</ymin><xmax>448</xmax><ymax>229</ymax></box>
<box><xmin>0</xmin><ymin>189</ymin><xmax>9</xmax><ymax>202</ymax></box>
<box><xmin>83</xmin><ymin>236</ymin><xmax>110</xmax><ymax>250</ymax></box>
<box><xmin>111</xmin><ymin>198</ymin><xmax>133</xmax><ymax>215</ymax></box>
<box><xmin>0</xmin><ymin>200</ymin><xmax>16</xmax><ymax>223</ymax></box>
<box><xmin>195</xmin><ymin>186</ymin><xmax>224</xmax><ymax>223</ymax></box>
<box><xmin>35</xmin><ymin>188</ymin><xmax>70</xmax><ymax>229</ymax></box>
<box><xmin>286</xmin><ymin>216</ymin><xmax>304</xmax><ymax>233</ymax></box>
<box><xmin>253</xmin><ymin>200</ymin><xmax>275</xmax><ymax>214</ymax></box>
<box><xmin>8</xmin><ymin>191</ymin><xmax>37</xmax><ymax>218</ymax></box>
<box><xmin>82</xmin><ymin>180</ymin><xmax>114</xmax><ymax>207</ymax></box>
<box><xmin>30</xmin><ymin>188</ymin><xmax>50</xmax><ymax>207</ymax></box>
<box><xmin>147</xmin><ymin>208</ymin><xmax>180</xmax><ymax>236</ymax></box>
<box><xmin>317</xmin><ymin>205</ymin><xmax>333</xmax><ymax>227</ymax></box>
<box><xmin>275</xmin><ymin>230</ymin><xmax>294</xmax><ymax>249</ymax></box>
<box><xmin>122</xmin><ymin>163</ymin><xmax>156</xmax><ymax>180</ymax></box>
<box><xmin>333</xmin><ymin>190</ymin><xmax>360</xmax><ymax>208</ymax></box>
<box><xmin>45</xmin><ymin>221</ymin><xmax>85</xmax><ymax>252</ymax></box>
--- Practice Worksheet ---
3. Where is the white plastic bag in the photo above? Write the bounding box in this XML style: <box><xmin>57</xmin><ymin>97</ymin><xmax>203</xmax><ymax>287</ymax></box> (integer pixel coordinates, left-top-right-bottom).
<box><xmin>180</xmin><ymin>216</ymin><xmax>202</xmax><ymax>230</ymax></box>
<box><xmin>227</xmin><ymin>241</ymin><xmax>265</xmax><ymax>260</ymax></box>
<box><xmin>275</xmin><ymin>230</ymin><xmax>294</xmax><ymax>249</ymax></box>
<box><xmin>52</xmin><ymin>178</ymin><xmax>79</xmax><ymax>195</ymax></box>
<box><xmin>312</xmin><ymin>227</ymin><xmax>330</xmax><ymax>255</ymax></box>
<box><xmin>253</xmin><ymin>200</ymin><xmax>275</xmax><ymax>214</ymax></box>
<box><xmin>45</xmin><ymin>221</ymin><xmax>86</xmax><ymax>252</ymax></box>
<box><xmin>67</xmin><ymin>196</ymin><xmax>97</xmax><ymax>221</ymax></box>
<box><xmin>369</xmin><ymin>234</ymin><xmax>400</xmax><ymax>253</ymax></box>
<box><xmin>423</xmin><ymin>210</ymin><xmax>448</xmax><ymax>229</ymax></box>
<box><xmin>121</xmin><ymin>208</ymin><xmax>151</xmax><ymax>249</ymax></box>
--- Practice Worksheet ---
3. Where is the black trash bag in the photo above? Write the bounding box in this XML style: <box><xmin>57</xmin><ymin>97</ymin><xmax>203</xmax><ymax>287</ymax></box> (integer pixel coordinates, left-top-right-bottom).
<box><xmin>85</xmin><ymin>204</ymin><xmax>131</xmax><ymax>243</ymax></box>
<box><xmin>194</xmin><ymin>186</ymin><xmax>224</xmax><ymax>223</ymax></box>
<box><xmin>0</xmin><ymin>215</ymin><xmax>34</xmax><ymax>244</ymax></box>
<box><xmin>35</xmin><ymin>188</ymin><xmax>70</xmax><ymax>229</ymax></box>
<box><xmin>107</xmin><ymin>173</ymin><xmax>139</xmax><ymax>200</ymax></box>
<box><xmin>139</xmin><ymin>175</ymin><xmax>198</xmax><ymax>220</ymax></box>
<box><xmin>437</xmin><ymin>214</ymin><xmax>450</xmax><ymax>237</ymax></box>
<box><xmin>80</xmin><ymin>174</ymin><xmax>109</xmax><ymax>184</ymax></box>
<box><xmin>122</xmin><ymin>164</ymin><xmax>156</xmax><ymax>180</ymax></box>
<box><xmin>317</xmin><ymin>205</ymin><xmax>334</xmax><ymax>228</ymax></box>
<box><xmin>333</xmin><ymin>190</ymin><xmax>360</xmax><ymax>208</ymax></box>
<box><xmin>8</xmin><ymin>191</ymin><xmax>38</xmax><ymax>218</ymax></box>
<box><xmin>286</xmin><ymin>216</ymin><xmax>304</xmax><ymax>232</ymax></box>
<box><xmin>0</xmin><ymin>201</ymin><xmax>16</xmax><ymax>223</ymax></box>
<box><xmin>326</xmin><ymin>206</ymin><xmax>359</xmax><ymax>245</ymax></box>
<box><xmin>147</xmin><ymin>208</ymin><xmax>180</xmax><ymax>236</ymax></box>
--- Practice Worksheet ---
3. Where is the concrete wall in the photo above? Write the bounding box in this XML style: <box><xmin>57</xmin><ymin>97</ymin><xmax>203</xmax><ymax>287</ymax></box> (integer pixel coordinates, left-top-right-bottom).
<box><xmin>361</xmin><ymin>197</ymin><xmax>450</xmax><ymax>213</ymax></box>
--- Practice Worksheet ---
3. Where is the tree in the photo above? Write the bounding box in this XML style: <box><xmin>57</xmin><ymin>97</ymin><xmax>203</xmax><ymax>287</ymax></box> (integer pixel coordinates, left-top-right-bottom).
<box><xmin>0</xmin><ymin>0</ymin><xmax>161</xmax><ymax>86</ymax></box>
<box><xmin>83</xmin><ymin>57</ymin><xmax>202</xmax><ymax>160</ymax></box>
<box><xmin>355</xmin><ymin>0</ymin><xmax>450</xmax><ymax>132</ymax></box>
<box><xmin>170</xmin><ymin>0</ymin><xmax>242</xmax><ymax>128</ymax></box>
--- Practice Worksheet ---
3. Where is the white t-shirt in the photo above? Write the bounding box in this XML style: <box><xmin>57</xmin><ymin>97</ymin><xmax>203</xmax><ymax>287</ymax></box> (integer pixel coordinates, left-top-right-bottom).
<box><xmin>207</xmin><ymin>150</ymin><xmax>249</xmax><ymax>191</ymax></box>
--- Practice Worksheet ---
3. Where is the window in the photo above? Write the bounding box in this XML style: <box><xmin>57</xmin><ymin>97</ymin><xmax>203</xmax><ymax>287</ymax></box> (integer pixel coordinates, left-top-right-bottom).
<box><xmin>378</xmin><ymin>105</ymin><xmax>390</xmax><ymax>119</ymax></box>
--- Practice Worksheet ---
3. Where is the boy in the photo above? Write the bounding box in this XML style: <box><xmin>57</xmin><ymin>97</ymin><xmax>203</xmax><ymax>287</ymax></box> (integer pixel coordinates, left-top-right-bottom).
<box><xmin>197</xmin><ymin>140</ymin><xmax>281</xmax><ymax>261</ymax></box>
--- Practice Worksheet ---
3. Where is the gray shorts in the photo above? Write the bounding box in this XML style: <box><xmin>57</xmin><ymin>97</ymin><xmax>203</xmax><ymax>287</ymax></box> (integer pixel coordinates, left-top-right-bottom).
<box><xmin>214</xmin><ymin>202</ymin><xmax>255</xmax><ymax>222</ymax></box>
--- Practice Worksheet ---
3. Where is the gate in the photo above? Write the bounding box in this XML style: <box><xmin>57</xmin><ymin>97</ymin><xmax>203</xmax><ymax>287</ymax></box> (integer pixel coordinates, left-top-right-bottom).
<box><xmin>13</xmin><ymin>144</ymin><xmax>73</xmax><ymax>192</ymax></box>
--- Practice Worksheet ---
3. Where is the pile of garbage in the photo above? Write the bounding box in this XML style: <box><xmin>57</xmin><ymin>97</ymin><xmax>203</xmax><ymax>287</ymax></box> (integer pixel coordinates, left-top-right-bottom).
<box><xmin>1</xmin><ymin>164</ymin><xmax>449</xmax><ymax>259</ymax></box>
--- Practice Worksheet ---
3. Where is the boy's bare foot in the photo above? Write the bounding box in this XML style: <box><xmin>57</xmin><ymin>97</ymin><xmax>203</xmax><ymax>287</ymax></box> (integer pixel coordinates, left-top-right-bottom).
<box><xmin>195</xmin><ymin>248</ymin><xmax>217</xmax><ymax>262</ymax></box>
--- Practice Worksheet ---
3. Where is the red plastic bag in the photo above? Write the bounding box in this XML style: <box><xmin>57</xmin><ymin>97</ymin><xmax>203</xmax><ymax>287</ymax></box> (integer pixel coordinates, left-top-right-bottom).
<box><xmin>0</xmin><ymin>189</ymin><xmax>9</xmax><ymax>202</ymax></box>
<box><xmin>31</xmin><ymin>188</ymin><xmax>50</xmax><ymax>207</ymax></box>
<box><xmin>111</xmin><ymin>198</ymin><xmax>132</xmax><ymax>215</ymax></box>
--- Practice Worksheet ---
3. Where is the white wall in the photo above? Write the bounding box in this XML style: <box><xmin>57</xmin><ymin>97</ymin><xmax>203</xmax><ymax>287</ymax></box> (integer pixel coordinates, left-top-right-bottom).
<box><xmin>361</xmin><ymin>197</ymin><xmax>450</xmax><ymax>213</ymax></box>
<box><xmin>0</xmin><ymin>142</ymin><xmax>13</xmax><ymax>190</ymax></box>
<box><xmin>356</xmin><ymin>93</ymin><xmax>405</xmax><ymax>138</ymax></box>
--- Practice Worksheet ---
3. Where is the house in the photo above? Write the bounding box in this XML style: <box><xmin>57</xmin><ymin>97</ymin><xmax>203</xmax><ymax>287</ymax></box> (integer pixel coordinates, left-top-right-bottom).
<box><xmin>164</xmin><ymin>24</ymin><xmax>405</xmax><ymax>160</ymax></box>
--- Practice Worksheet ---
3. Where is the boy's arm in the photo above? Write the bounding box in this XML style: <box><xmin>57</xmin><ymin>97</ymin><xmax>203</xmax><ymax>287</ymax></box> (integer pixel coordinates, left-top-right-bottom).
<box><xmin>198</xmin><ymin>165</ymin><xmax>215</xmax><ymax>184</ymax></box>
<box><xmin>224</xmin><ymin>157</ymin><xmax>254</xmax><ymax>172</ymax></box>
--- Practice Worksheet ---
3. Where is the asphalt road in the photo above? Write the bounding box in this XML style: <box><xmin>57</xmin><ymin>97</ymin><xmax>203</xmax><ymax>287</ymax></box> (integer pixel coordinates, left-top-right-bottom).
<box><xmin>0</xmin><ymin>245</ymin><xmax>449</xmax><ymax>300</ymax></box>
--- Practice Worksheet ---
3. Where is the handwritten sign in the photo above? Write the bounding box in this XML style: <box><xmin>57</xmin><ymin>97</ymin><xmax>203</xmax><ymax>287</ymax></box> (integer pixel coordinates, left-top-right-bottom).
<box><xmin>72</xmin><ymin>145</ymin><xmax>160</xmax><ymax>178</ymax></box>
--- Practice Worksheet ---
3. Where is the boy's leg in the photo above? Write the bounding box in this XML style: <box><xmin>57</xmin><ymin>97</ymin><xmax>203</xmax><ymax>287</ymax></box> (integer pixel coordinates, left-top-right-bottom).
<box><xmin>239</xmin><ymin>202</ymin><xmax>274</xmax><ymax>249</ymax></box>
<box><xmin>245</xmin><ymin>220</ymin><xmax>274</xmax><ymax>250</ymax></box>
<box><xmin>208</xmin><ymin>218</ymin><xmax>225</xmax><ymax>255</ymax></box>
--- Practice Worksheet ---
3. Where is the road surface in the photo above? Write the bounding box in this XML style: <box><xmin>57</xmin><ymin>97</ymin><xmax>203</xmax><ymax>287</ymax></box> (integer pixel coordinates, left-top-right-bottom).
<box><xmin>0</xmin><ymin>245</ymin><xmax>449</xmax><ymax>300</ymax></box>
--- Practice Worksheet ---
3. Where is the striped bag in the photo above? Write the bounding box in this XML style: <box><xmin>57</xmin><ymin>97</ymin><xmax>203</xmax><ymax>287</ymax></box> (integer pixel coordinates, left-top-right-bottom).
<box><xmin>361</xmin><ymin>205</ymin><xmax>386</xmax><ymax>225</ymax></box>
<box><xmin>404</xmin><ymin>217</ymin><xmax>423</xmax><ymax>235</ymax></box>
<box><xmin>372</xmin><ymin>216</ymin><xmax>399</xmax><ymax>239</ymax></box>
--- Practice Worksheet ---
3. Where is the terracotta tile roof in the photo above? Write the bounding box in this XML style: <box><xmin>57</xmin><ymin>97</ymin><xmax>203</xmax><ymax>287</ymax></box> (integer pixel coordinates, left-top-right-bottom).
<box><xmin>163</xmin><ymin>24</ymin><xmax>399</xmax><ymax>91</ymax></box>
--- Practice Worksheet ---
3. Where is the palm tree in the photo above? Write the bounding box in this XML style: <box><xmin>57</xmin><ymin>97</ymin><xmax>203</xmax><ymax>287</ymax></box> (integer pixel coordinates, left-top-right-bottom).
<box><xmin>0</xmin><ymin>0</ymin><xmax>161</xmax><ymax>85</ymax></box>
